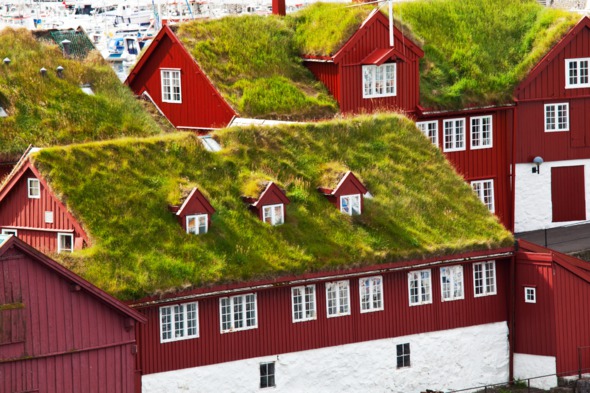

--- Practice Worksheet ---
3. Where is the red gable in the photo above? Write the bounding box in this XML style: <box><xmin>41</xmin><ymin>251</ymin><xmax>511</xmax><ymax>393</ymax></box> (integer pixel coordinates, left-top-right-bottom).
<box><xmin>172</xmin><ymin>187</ymin><xmax>216</xmax><ymax>232</ymax></box>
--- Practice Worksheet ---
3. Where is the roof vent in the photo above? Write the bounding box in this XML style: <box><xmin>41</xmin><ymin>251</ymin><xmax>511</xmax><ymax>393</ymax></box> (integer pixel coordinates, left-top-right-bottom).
<box><xmin>61</xmin><ymin>39</ymin><xmax>71</xmax><ymax>56</ymax></box>
<box><xmin>199</xmin><ymin>135</ymin><xmax>222</xmax><ymax>152</ymax></box>
<box><xmin>80</xmin><ymin>83</ymin><xmax>94</xmax><ymax>95</ymax></box>
<box><xmin>3</xmin><ymin>58</ymin><xmax>10</xmax><ymax>66</ymax></box>
<box><xmin>56</xmin><ymin>65</ymin><xmax>64</xmax><ymax>78</ymax></box>
<box><xmin>40</xmin><ymin>67</ymin><xmax>47</xmax><ymax>77</ymax></box>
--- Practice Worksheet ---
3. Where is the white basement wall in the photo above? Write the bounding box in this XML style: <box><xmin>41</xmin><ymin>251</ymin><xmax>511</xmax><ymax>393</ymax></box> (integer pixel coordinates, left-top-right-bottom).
<box><xmin>143</xmin><ymin>322</ymin><xmax>509</xmax><ymax>393</ymax></box>
<box><xmin>515</xmin><ymin>159</ymin><xmax>590</xmax><ymax>233</ymax></box>
<box><xmin>513</xmin><ymin>353</ymin><xmax>557</xmax><ymax>390</ymax></box>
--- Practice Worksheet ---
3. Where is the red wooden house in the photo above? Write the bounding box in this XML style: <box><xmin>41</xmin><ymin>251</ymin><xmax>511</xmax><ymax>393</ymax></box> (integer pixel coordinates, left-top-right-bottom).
<box><xmin>168</xmin><ymin>187</ymin><xmax>216</xmax><ymax>234</ymax></box>
<box><xmin>0</xmin><ymin>234</ymin><xmax>145</xmax><ymax>393</ymax></box>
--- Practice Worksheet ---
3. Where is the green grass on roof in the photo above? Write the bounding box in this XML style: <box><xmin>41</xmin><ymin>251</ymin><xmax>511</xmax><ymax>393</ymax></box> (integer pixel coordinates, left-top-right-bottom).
<box><xmin>394</xmin><ymin>0</ymin><xmax>579</xmax><ymax>109</ymax></box>
<box><xmin>177</xmin><ymin>15</ymin><xmax>338</xmax><ymax>120</ymax></box>
<box><xmin>33</xmin><ymin>114</ymin><xmax>512</xmax><ymax>300</ymax></box>
<box><xmin>288</xmin><ymin>2</ymin><xmax>374</xmax><ymax>56</ymax></box>
<box><xmin>0</xmin><ymin>28</ymin><xmax>163</xmax><ymax>160</ymax></box>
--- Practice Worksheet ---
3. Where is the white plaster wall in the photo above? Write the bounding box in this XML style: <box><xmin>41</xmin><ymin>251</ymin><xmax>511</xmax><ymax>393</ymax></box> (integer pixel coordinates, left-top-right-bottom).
<box><xmin>515</xmin><ymin>159</ymin><xmax>590</xmax><ymax>233</ymax></box>
<box><xmin>513</xmin><ymin>353</ymin><xmax>557</xmax><ymax>390</ymax></box>
<box><xmin>143</xmin><ymin>322</ymin><xmax>509</xmax><ymax>393</ymax></box>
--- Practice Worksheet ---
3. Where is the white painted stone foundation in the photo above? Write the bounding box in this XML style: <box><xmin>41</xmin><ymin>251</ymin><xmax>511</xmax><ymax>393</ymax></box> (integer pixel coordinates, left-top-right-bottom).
<box><xmin>143</xmin><ymin>322</ymin><xmax>509</xmax><ymax>393</ymax></box>
<box><xmin>513</xmin><ymin>353</ymin><xmax>557</xmax><ymax>390</ymax></box>
<box><xmin>515</xmin><ymin>159</ymin><xmax>590</xmax><ymax>233</ymax></box>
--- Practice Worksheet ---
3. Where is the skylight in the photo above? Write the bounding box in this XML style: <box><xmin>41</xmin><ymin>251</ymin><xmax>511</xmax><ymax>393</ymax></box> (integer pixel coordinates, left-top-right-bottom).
<box><xmin>80</xmin><ymin>84</ymin><xmax>94</xmax><ymax>95</ymax></box>
<box><xmin>199</xmin><ymin>136</ymin><xmax>222</xmax><ymax>152</ymax></box>
<box><xmin>0</xmin><ymin>106</ymin><xmax>7</xmax><ymax>117</ymax></box>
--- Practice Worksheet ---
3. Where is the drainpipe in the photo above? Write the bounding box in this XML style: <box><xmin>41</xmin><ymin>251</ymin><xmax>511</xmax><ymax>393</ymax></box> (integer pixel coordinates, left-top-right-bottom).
<box><xmin>511</xmin><ymin>102</ymin><xmax>518</xmax><ymax>232</ymax></box>
<box><xmin>272</xmin><ymin>0</ymin><xmax>285</xmax><ymax>16</ymax></box>
<box><xmin>509</xmin><ymin>248</ymin><xmax>517</xmax><ymax>384</ymax></box>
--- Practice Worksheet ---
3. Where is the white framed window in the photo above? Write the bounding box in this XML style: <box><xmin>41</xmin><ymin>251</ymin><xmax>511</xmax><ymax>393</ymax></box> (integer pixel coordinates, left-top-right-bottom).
<box><xmin>473</xmin><ymin>261</ymin><xmax>496</xmax><ymax>297</ymax></box>
<box><xmin>471</xmin><ymin>179</ymin><xmax>495</xmax><ymax>212</ymax></box>
<box><xmin>470</xmin><ymin>115</ymin><xmax>493</xmax><ymax>149</ymax></box>
<box><xmin>220</xmin><ymin>293</ymin><xmax>257</xmax><ymax>333</ymax></box>
<box><xmin>525</xmin><ymin>287</ymin><xmax>536</xmax><ymax>303</ymax></box>
<box><xmin>416</xmin><ymin>121</ymin><xmax>438</xmax><ymax>146</ymax></box>
<box><xmin>57</xmin><ymin>233</ymin><xmax>73</xmax><ymax>253</ymax></box>
<box><xmin>362</xmin><ymin>63</ymin><xmax>396</xmax><ymax>98</ymax></box>
<box><xmin>27</xmin><ymin>178</ymin><xmax>40</xmax><ymax>199</ymax></box>
<box><xmin>359</xmin><ymin>276</ymin><xmax>383</xmax><ymax>313</ymax></box>
<box><xmin>161</xmin><ymin>69</ymin><xmax>182</xmax><ymax>103</ymax></box>
<box><xmin>260</xmin><ymin>361</ymin><xmax>276</xmax><ymax>389</ymax></box>
<box><xmin>326</xmin><ymin>280</ymin><xmax>350</xmax><ymax>317</ymax></box>
<box><xmin>340</xmin><ymin>194</ymin><xmax>361</xmax><ymax>216</ymax></box>
<box><xmin>44</xmin><ymin>211</ymin><xmax>54</xmax><ymax>224</ymax></box>
<box><xmin>565</xmin><ymin>58</ymin><xmax>590</xmax><ymax>88</ymax></box>
<box><xmin>440</xmin><ymin>265</ymin><xmax>464</xmax><ymax>301</ymax></box>
<box><xmin>262</xmin><ymin>204</ymin><xmax>284</xmax><ymax>225</ymax></box>
<box><xmin>545</xmin><ymin>103</ymin><xmax>569</xmax><ymax>132</ymax></box>
<box><xmin>408</xmin><ymin>269</ymin><xmax>432</xmax><ymax>306</ymax></box>
<box><xmin>443</xmin><ymin>118</ymin><xmax>465</xmax><ymax>152</ymax></box>
<box><xmin>292</xmin><ymin>285</ymin><xmax>316</xmax><ymax>322</ymax></box>
<box><xmin>396</xmin><ymin>343</ymin><xmax>411</xmax><ymax>368</ymax></box>
<box><xmin>186</xmin><ymin>214</ymin><xmax>208</xmax><ymax>234</ymax></box>
<box><xmin>1</xmin><ymin>228</ymin><xmax>17</xmax><ymax>237</ymax></box>
<box><xmin>159</xmin><ymin>302</ymin><xmax>199</xmax><ymax>343</ymax></box>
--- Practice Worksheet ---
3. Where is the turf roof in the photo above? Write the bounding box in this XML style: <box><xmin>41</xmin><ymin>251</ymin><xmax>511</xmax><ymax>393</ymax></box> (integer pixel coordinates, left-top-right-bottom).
<box><xmin>176</xmin><ymin>15</ymin><xmax>338</xmax><ymax>120</ymax></box>
<box><xmin>0</xmin><ymin>28</ymin><xmax>163</xmax><ymax>161</ymax></box>
<box><xmin>394</xmin><ymin>0</ymin><xmax>580</xmax><ymax>109</ymax></box>
<box><xmin>32</xmin><ymin>114</ymin><xmax>512</xmax><ymax>300</ymax></box>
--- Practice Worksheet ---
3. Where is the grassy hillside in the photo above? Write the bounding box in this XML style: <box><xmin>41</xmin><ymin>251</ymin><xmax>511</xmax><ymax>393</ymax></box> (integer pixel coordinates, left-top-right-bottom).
<box><xmin>33</xmin><ymin>114</ymin><xmax>512</xmax><ymax>300</ymax></box>
<box><xmin>176</xmin><ymin>16</ymin><xmax>338</xmax><ymax>120</ymax></box>
<box><xmin>0</xmin><ymin>28</ymin><xmax>163</xmax><ymax>160</ymax></box>
<box><xmin>395</xmin><ymin>0</ymin><xmax>579</xmax><ymax>109</ymax></box>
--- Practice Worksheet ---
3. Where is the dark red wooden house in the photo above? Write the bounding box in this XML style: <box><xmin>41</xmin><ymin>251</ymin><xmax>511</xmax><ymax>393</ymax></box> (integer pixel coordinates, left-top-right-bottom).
<box><xmin>0</xmin><ymin>234</ymin><xmax>145</xmax><ymax>393</ymax></box>
<box><xmin>242</xmin><ymin>182</ymin><xmax>290</xmax><ymax>225</ymax></box>
<box><xmin>168</xmin><ymin>187</ymin><xmax>216</xmax><ymax>234</ymax></box>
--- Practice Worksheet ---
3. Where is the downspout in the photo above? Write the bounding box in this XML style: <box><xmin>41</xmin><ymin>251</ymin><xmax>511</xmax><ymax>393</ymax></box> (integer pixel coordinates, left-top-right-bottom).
<box><xmin>511</xmin><ymin>101</ymin><xmax>518</xmax><ymax>232</ymax></box>
<box><xmin>509</xmin><ymin>244</ymin><xmax>517</xmax><ymax>384</ymax></box>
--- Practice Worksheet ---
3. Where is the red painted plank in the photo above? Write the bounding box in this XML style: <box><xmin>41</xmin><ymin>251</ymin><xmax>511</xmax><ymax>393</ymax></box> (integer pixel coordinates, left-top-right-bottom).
<box><xmin>551</xmin><ymin>166</ymin><xmax>586</xmax><ymax>222</ymax></box>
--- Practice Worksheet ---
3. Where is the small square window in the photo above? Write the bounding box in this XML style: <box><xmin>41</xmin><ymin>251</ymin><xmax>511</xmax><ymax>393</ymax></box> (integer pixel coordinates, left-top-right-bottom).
<box><xmin>1</xmin><ymin>229</ymin><xmax>17</xmax><ymax>237</ymax></box>
<box><xmin>408</xmin><ymin>270</ymin><xmax>432</xmax><ymax>306</ymax></box>
<box><xmin>28</xmin><ymin>178</ymin><xmax>40</xmax><ymax>199</ymax></box>
<box><xmin>473</xmin><ymin>261</ymin><xmax>496</xmax><ymax>297</ymax></box>
<box><xmin>45</xmin><ymin>211</ymin><xmax>54</xmax><ymax>224</ymax></box>
<box><xmin>57</xmin><ymin>233</ymin><xmax>73</xmax><ymax>253</ymax></box>
<box><xmin>396</xmin><ymin>343</ymin><xmax>410</xmax><ymax>368</ymax></box>
<box><xmin>362</xmin><ymin>63</ymin><xmax>396</xmax><ymax>98</ymax></box>
<box><xmin>525</xmin><ymin>287</ymin><xmax>536</xmax><ymax>303</ymax></box>
<box><xmin>260</xmin><ymin>361</ymin><xmax>275</xmax><ymax>389</ymax></box>
<box><xmin>470</xmin><ymin>115</ymin><xmax>493</xmax><ymax>149</ymax></box>
<box><xmin>565</xmin><ymin>58</ymin><xmax>590</xmax><ymax>88</ymax></box>
<box><xmin>159</xmin><ymin>302</ymin><xmax>199</xmax><ymax>343</ymax></box>
<box><xmin>471</xmin><ymin>179</ymin><xmax>495</xmax><ymax>213</ymax></box>
<box><xmin>292</xmin><ymin>285</ymin><xmax>316</xmax><ymax>322</ymax></box>
<box><xmin>262</xmin><ymin>204</ymin><xmax>284</xmax><ymax>226</ymax></box>
<box><xmin>359</xmin><ymin>276</ymin><xmax>383</xmax><ymax>313</ymax></box>
<box><xmin>186</xmin><ymin>214</ymin><xmax>208</xmax><ymax>234</ymax></box>
<box><xmin>443</xmin><ymin>118</ymin><xmax>466</xmax><ymax>152</ymax></box>
<box><xmin>219</xmin><ymin>293</ymin><xmax>257</xmax><ymax>333</ymax></box>
<box><xmin>340</xmin><ymin>194</ymin><xmax>361</xmax><ymax>216</ymax></box>
<box><xmin>544</xmin><ymin>103</ymin><xmax>569</xmax><ymax>132</ymax></box>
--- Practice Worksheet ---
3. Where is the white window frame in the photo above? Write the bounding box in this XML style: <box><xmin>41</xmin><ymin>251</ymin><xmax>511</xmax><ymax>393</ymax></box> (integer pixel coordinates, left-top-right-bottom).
<box><xmin>1</xmin><ymin>228</ymin><xmax>17</xmax><ymax>237</ymax></box>
<box><xmin>219</xmin><ymin>293</ymin><xmax>257</xmax><ymax>333</ymax></box>
<box><xmin>443</xmin><ymin>118</ymin><xmax>466</xmax><ymax>152</ymax></box>
<box><xmin>416</xmin><ymin>121</ymin><xmax>438</xmax><ymax>146</ymax></box>
<box><xmin>396</xmin><ymin>343</ymin><xmax>411</xmax><ymax>369</ymax></box>
<box><xmin>186</xmin><ymin>214</ymin><xmax>208</xmax><ymax>235</ymax></box>
<box><xmin>27</xmin><ymin>178</ymin><xmax>40</xmax><ymax>199</ymax></box>
<box><xmin>291</xmin><ymin>285</ymin><xmax>316</xmax><ymax>323</ymax></box>
<box><xmin>408</xmin><ymin>269</ymin><xmax>432</xmax><ymax>306</ymax></box>
<box><xmin>470</xmin><ymin>115</ymin><xmax>493</xmax><ymax>149</ymax></box>
<box><xmin>473</xmin><ymin>261</ymin><xmax>497</xmax><ymax>297</ymax></box>
<box><xmin>565</xmin><ymin>58</ymin><xmax>590</xmax><ymax>89</ymax></box>
<box><xmin>260</xmin><ymin>361</ymin><xmax>276</xmax><ymax>389</ymax></box>
<box><xmin>326</xmin><ymin>280</ymin><xmax>350</xmax><ymax>318</ymax></box>
<box><xmin>160</xmin><ymin>68</ymin><xmax>182</xmax><ymax>103</ymax></box>
<box><xmin>359</xmin><ymin>276</ymin><xmax>384</xmax><ymax>313</ymax></box>
<box><xmin>57</xmin><ymin>232</ymin><xmax>73</xmax><ymax>253</ymax></box>
<box><xmin>471</xmin><ymin>179</ymin><xmax>495</xmax><ymax>213</ymax></box>
<box><xmin>544</xmin><ymin>103</ymin><xmax>569</xmax><ymax>132</ymax></box>
<box><xmin>262</xmin><ymin>204</ymin><xmax>284</xmax><ymax>226</ymax></box>
<box><xmin>440</xmin><ymin>265</ymin><xmax>464</xmax><ymax>301</ymax></box>
<box><xmin>159</xmin><ymin>302</ymin><xmax>199</xmax><ymax>343</ymax></box>
<box><xmin>362</xmin><ymin>63</ymin><xmax>397</xmax><ymax>98</ymax></box>
<box><xmin>340</xmin><ymin>194</ymin><xmax>361</xmax><ymax>216</ymax></box>
<box><xmin>525</xmin><ymin>287</ymin><xmax>536</xmax><ymax>303</ymax></box>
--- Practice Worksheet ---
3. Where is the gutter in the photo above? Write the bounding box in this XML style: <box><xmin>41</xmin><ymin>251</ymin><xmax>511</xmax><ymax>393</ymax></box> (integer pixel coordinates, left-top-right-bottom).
<box><xmin>419</xmin><ymin>103</ymin><xmax>516</xmax><ymax>117</ymax></box>
<box><xmin>130</xmin><ymin>251</ymin><xmax>515</xmax><ymax>308</ymax></box>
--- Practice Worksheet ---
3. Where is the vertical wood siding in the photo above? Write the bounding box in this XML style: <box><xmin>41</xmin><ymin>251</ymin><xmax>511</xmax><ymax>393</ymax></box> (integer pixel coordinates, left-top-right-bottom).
<box><xmin>137</xmin><ymin>258</ymin><xmax>510</xmax><ymax>375</ymax></box>
<box><xmin>0</xmin><ymin>169</ymin><xmax>84</xmax><ymax>253</ymax></box>
<box><xmin>305</xmin><ymin>62</ymin><xmax>340</xmax><ymax>103</ymax></box>
<box><xmin>0</xmin><ymin>247</ymin><xmax>137</xmax><ymax>393</ymax></box>
<box><xmin>551</xmin><ymin>166</ymin><xmax>586</xmax><ymax>222</ymax></box>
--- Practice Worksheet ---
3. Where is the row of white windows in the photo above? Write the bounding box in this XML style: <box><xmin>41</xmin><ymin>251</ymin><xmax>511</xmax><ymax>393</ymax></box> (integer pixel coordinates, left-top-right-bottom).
<box><xmin>416</xmin><ymin>115</ymin><xmax>493</xmax><ymax>153</ymax></box>
<box><xmin>159</xmin><ymin>261</ymin><xmax>497</xmax><ymax>343</ymax></box>
<box><xmin>1</xmin><ymin>228</ymin><xmax>73</xmax><ymax>253</ymax></box>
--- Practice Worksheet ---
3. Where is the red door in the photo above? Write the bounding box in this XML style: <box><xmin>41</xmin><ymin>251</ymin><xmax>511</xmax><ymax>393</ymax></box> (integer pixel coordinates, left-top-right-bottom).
<box><xmin>551</xmin><ymin>166</ymin><xmax>586</xmax><ymax>222</ymax></box>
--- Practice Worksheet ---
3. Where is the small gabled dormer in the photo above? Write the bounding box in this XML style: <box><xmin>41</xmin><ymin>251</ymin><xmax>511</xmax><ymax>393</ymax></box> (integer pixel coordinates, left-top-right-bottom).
<box><xmin>318</xmin><ymin>171</ymin><xmax>368</xmax><ymax>216</ymax></box>
<box><xmin>242</xmin><ymin>182</ymin><xmax>290</xmax><ymax>226</ymax></box>
<box><xmin>169</xmin><ymin>187</ymin><xmax>215</xmax><ymax>235</ymax></box>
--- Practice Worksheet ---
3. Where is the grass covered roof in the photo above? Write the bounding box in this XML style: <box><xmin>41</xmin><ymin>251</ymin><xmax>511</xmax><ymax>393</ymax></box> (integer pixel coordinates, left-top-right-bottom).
<box><xmin>32</xmin><ymin>114</ymin><xmax>512</xmax><ymax>300</ymax></box>
<box><xmin>0</xmin><ymin>28</ymin><xmax>163</xmax><ymax>160</ymax></box>
<box><xmin>394</xmin><ymin>0</ymin><xmax>579</xmax><ymax>109</ymax></box>
<box><xmin>176</xmin><ymin>15</ymin><xmax>338</xmax><ymax>120</ymax></box>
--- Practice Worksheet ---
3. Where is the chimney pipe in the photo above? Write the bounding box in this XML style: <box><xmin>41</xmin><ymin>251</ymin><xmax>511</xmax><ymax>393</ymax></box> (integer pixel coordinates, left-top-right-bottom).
<box><xmin>272</xmin><ymin>0</ymin><xmax>286</xmax><ymax>16</ymax></box>
<box><xmin>61</xmin><ymin>39</ymin><xmax>71</xmax><ymax>57</ymax></box>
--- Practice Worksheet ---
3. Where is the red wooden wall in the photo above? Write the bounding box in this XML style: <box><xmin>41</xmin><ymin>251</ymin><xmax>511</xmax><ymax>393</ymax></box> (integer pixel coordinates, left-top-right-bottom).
<box><xmin>136</xmin><ymin>257</ymin><xmax>510</xmax><ymax>375</ymax></box>
<box><xmin>126</xmin><ymin>28</ymin><xmax>236</xmax><ymax>130</ymax></box>
<box><xmin>0</xmin><ymin>168</ymin><xmax>85</xmax><ymax>253</ymax></box>
<box><xmin>0</xmin><ymin>245</ymin><xmax>137</xmax><ymax>393</ymax></box>
<box><xmin>551</xmin><ymin>166</ymin><xmax>586</xmax><ymax>222</ymax></box>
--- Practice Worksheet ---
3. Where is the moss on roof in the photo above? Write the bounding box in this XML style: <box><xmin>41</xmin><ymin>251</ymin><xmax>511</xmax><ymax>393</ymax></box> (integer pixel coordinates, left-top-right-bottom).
<box><xmin>176</xmin><ymin>15</ymin><xmax>338</xmax><ymax>120</ymax></box>
<box><xmin>0</xmin><ymin>28</ymin><xmax>163</xmax><ymax>160</ymax></box>
<box><xmin>394</xmin><ymin>0</ymin><xmax>579</xmax><ymax>109</ymax></box>
<box><xmin>32</xmin><ymin>114</ymin><xmax>512</xmax><ymax>300</ymax></box>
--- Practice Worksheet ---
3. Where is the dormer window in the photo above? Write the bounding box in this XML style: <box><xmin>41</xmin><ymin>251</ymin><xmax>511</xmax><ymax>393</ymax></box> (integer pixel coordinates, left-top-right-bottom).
<box><xmin>186</xmin><ymin>214</ymin><xmax>208</xmax><ymax>234</ymax></box>
<box><xmin>362</xmin><ymin>63</ymin><xmax>396</xmax><ymax>98</ymax></box>
<box><xmin>263</xmin><ymin>204</ymin><xmax>284</xmax><ymax>226</ymax></box>
<box><xmin>340</xmin><ymin>194</ymin><xmax>361</xmax><ymax>215</ymax></box>
<box><xmin>28</xmin><ymin>178</ymin><xmax>40</xmax><ymax>199</ymax></box>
